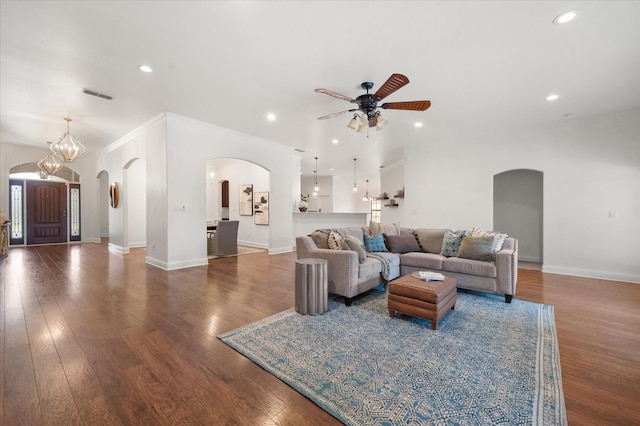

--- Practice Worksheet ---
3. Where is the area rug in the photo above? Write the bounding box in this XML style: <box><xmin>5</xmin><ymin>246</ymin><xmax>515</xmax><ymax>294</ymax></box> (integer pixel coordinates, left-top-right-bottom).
<box><xmin>219</xmin><ymin>290</ymin><xmax>566</xmax><ymax>425</ymax></box>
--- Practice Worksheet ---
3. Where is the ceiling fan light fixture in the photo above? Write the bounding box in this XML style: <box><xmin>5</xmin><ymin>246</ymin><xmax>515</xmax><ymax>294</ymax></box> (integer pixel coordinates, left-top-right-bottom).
<box><xmin>347</xmin><ymin>114</ymin><xmax>359</xmax><ymax>130</ymax></box>
<box><xmin>375</xmin><ymin>114</ymin><xmax>388</xmax><ymax>130</ymax></box>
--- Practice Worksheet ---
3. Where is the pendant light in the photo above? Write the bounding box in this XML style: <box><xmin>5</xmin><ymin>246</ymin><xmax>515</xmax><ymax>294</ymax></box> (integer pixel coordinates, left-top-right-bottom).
<box><xmin>38</xmin><ymin>153</ymin><xmax>64</xmax><ymax>176</ymax></box>
<box><xmin>314</xmin><ymin>157</ymin><xmax>320</xmax><ymax>192</ymax></box>
<box><xmin>49</xmin><ymin>117</ymin><xmax>86</xmax><ymax>162</ymax></box>
<box><xmin>362</xmin><ymin>179</ymin><xmax>371</xmax><ymax>201</ymax></box>
<box><xmin>353</xmin><ymin>158</ymin><xmax>358</xmax><ymax>192</ymax></box>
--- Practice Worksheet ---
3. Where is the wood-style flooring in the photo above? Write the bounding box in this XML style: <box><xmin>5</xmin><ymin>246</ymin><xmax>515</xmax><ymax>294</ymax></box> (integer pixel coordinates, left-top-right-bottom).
<box><xmin>1</xmin><ymin>242</ymin><xmax>639</xmax><ymax>425</ymax></box>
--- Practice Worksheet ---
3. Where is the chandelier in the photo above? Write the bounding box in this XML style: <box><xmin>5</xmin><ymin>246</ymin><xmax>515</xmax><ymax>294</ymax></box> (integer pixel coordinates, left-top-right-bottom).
<box><xmin>49</xmin><ymin>117</ymin><xmax>86</xmax><ymax>162</ymax></box>
<box><xmin>37</xmin><ymin>153</ymin><xmax>64</xmax><ymax>177</ymax></box>
<box><xmin>313</xmin><ymin>156</ymin><xmax>319</xmax><ymax>195</ymax></box>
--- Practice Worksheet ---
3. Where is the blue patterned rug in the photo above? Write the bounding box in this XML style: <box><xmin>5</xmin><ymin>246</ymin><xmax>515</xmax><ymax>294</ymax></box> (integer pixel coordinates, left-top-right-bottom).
<box><xmin>219</xmin><ymin>289</ymin><xmax>566</xmax><ymax>425</ymax></box>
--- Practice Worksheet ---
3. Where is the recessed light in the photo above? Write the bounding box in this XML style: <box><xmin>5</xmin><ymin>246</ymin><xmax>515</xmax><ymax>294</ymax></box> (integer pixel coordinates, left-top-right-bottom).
<box><xmin>414</xmin><ymin>122</ymin><xmax>423</xmax><ymax>128</ymax></box>
<box><xmin>546</xmin><ymin>94</ymin><xmax>559</xmax><ymax>101</ymax></box>
<box><xmin>266</xmin><ymin>113</ymin><xmax>276</xmax><ymax>121</ymax></box>
<box><xmin>332</xmin><ymin>139</ymin><xmax>339</xmax><ymax>144</ymax></box>
<box><xmin>138</xmin><ymin>64</ymin><xmax>153</xmax><ymax>73</ymax></box>
<box><xmin>329</xmin><ymin>168</ymin><xmax>334</xmax><ymax>171</ymax></box>
<box><xmin>553</xmin><ymin>10</ymin><xmax>578</xmax><ymax>25</ymax></box>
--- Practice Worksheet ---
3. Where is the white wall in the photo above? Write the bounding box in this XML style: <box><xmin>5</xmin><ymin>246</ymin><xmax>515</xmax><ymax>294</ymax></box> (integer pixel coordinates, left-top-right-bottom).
<box><xmin>206</xmin><ymin>158</ymin><xmax>270</xmax><ymax>248</ymax></box>
<box><xmin>380</xmin><ymin>160</ymin><xmax>405</xmax><ymax>227</ymax></box>
<box><xmin>126</xmin><ymin>158</ymin><xmax>147</xmax><ymax>247</ymax></box>
<box><xmin>98</xmin><ymin>171</ymin><xmax>109</xmax><ymax>237</ymax></box>
<box><xmin>398</xmin><ymin>109</ymin><xmax>640</xmax><ymax>283</ymax></box>
<box><xmin>162</xmin><ymin>113</ymin><xmax>295</xmax><ymax>269</ymax></box>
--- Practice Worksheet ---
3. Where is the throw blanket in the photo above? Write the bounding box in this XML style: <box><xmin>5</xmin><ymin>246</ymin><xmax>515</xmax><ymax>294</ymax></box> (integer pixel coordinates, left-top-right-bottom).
<box><xmin>366</xmin><ymin>252</ymin><xmax>393</xmax><ymax>281</ymax></box>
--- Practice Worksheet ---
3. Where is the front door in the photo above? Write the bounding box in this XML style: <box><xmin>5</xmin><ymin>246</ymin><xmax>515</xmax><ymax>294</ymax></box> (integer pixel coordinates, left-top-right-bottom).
<box><xmin>26</xmin><ymin>180</ymin><xmax>67</xmax><ymax>245</ymax></box>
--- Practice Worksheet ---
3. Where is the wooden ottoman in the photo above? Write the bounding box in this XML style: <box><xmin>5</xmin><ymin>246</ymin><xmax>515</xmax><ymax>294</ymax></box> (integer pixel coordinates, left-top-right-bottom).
<box><xmin>388</xmin><ymin>274</ymin><xmax>457</xmax><ymax>330</ymax></box>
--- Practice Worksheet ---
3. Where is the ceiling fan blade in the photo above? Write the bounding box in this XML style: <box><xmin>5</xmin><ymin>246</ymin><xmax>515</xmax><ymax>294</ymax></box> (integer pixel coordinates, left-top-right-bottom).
<box><xmin>315</xmin><ymin>88</ymin><xmax>356</xmax><ymax>103</ymax></box>
<box><xmin>317</xmin><ymin>109</ymin><xmax>355</xmax><ymax>120</ymax></box>
<box><xmin>373</xmin><ymin>73</ymin><xmax>410</xmax><ymax>100</ymax></box>
<box><xmin>380</xmin><ymin>100</ymin><xmax>431</xmax><ymax>111</ymax></box>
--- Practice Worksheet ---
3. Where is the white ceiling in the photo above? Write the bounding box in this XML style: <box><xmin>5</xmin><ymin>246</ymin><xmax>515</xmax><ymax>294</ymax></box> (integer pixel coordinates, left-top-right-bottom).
<box><xmin>1</xmin><ymin>1</ymin><xmax>639</xmax><ymax>179</ymax></box>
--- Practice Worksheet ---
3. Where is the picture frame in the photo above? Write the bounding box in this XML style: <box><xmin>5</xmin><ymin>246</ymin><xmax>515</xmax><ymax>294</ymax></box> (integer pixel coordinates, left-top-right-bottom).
<box><xmin>239</xmin><ymin>184</ymin><xmax>253</xmax><ymax>216</ymax></box>
<box><xmin>253</xmin><ymin>191</ymin><xmax>269</xmax><ymax>225</ymax></box>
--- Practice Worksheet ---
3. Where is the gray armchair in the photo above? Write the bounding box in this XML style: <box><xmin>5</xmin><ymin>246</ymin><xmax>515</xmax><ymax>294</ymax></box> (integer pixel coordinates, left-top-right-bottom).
<box><xmin>208</xmin><ymin>220</ymin><xmax>239</xmax><ymax>257</ymax></box>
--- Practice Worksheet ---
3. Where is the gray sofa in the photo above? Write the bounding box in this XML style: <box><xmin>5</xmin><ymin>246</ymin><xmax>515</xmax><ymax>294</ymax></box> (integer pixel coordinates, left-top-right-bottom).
<box><xmin>295</xmin><ymin>224</ymin><xmax>518</xmax><ymax>305</ymax></box>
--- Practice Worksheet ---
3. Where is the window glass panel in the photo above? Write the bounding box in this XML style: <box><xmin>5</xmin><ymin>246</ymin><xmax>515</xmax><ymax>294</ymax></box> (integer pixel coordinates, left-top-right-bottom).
<box><xmin>371</xmin><ymin>198</ymin><xmax>381</xmax><ymax>224</ymax></box>
<box><xmin>10</xmin><ymin>183</ymin><xmax>23</xmax><ymax>239</ymax></box>
<box><xmin>70</xmin><ymin>187</ymin><xmax>80</xmax><ymax>237</ymax></box>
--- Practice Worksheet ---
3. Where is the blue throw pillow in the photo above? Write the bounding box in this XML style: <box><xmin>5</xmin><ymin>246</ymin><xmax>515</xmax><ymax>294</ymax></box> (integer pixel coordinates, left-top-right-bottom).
<box><xmin>363</xmin><ymin>231</ymin><xmax>388</xmax><ymax>252</ymax></box>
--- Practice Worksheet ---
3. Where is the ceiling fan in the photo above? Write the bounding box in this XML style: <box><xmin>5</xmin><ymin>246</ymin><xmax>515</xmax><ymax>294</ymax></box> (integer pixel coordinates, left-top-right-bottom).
<box><xmin>315</xmin><ymin>73</ymin><xmax>431</xmax><ymax>131</ymax></box>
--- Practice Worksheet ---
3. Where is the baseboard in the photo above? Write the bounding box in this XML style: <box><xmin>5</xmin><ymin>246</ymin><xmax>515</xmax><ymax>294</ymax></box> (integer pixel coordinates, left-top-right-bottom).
<box><xmin>237</xmin><ymin>239</ymin><xmax>269</xmax><ymax>249</ymax></box>
<box><xmin>83</xmin><ymin>237</ymin><xmax>102</xmax><ymax>243</ymax></box>
<box><xmin>128</xmin><ymin>242</ymin><xmax>146</xmax><ymax>248</ymax></box>
<box><xmin>108</xmin><ymin>243</ymin><xmax>128</xmax><ymax>254</ymax></box>
<box><xmin>145</xmin><ymin>256</ymin><xmax>208</xmax><ymax>271</ymax></box>
<box><xmin>519</xmin><ymin>255</ymin><xmax>542</xmax><ymax>263</ymax></box>
<box><xmin>269</xmin><ymin>246</ymin><xmax>293</xmax><ymax>255</ymax></box>
<box><xmin>542</xmin><ymin>264</ymin><xmax>640</xmax><ymax>284</ymax></box>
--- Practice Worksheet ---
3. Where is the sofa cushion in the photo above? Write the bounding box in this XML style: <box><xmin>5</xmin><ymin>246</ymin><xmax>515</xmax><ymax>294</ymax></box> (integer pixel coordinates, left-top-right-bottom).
<box><xmin>328</xmin><ymin>230</ymin><xmax>344</xmax><ymax>250</ymax></box>
<box><xmin>358</xmin><ymin>257</ymin><xmax>383</xmax><ymax>278</ymax></box>
<box><xmin>443</xmin><ymin>257</ymin><xmax>497</xmax><ymax>278</ymax></box>
<box><xmin>414</xmin><ymin>228</ymin><xmax>450</xmax><ymax>254</ymax></box>
<box><xmin>440</xmin><ymin>230</ymin><xmax>467</xmax><ymax>257</ymax></box>
<box><xmin>342</xmin><ymin>235</ymin><xmax>366</xmax><ymax>264</ymax></box>
<box><xmin>458</xmin><ymin>235</ymin><xmax>495</xmax><ymax>261</ymax></box>
<box><xmin>385</xmin><ymin>233</ymin><xmax>421</xmax><ymax>253</ymax></box>
<box><xmin>399</xmin><ymin>252</ymin><xmax>446</xmax><ymax>270</ymax></box>
<box><xmin>309</xmin><ymin>229</ymin><xmax>330</xmax><ymax>249</ymax></box>
<box><xmin>363</xmin><ymin>232</ymin><xmax>389</xmax><ymax>252</ymax></box>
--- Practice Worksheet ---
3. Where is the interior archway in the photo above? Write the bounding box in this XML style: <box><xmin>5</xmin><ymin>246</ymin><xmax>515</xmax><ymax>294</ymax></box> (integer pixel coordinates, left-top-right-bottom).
<box><xmin>493</xmin><ymin>169</ymin><xmax>543</xmax><ymax>266</ymax></box>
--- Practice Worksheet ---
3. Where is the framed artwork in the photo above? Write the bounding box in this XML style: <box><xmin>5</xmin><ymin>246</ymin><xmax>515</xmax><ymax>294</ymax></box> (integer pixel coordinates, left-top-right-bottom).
<box><xmin>239</xmin><ymin>184</ymin><xmax>253</xmax><ymax>216</ymax></box>
<box><xmin>253</xmin><ymin>191</ymin><xmax>269</xmax><ymax>225</ymax></box>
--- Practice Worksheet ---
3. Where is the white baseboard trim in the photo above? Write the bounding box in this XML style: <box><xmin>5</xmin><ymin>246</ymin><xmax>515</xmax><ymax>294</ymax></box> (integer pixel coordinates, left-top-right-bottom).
<box><xmin>269</xmin><ymin>246</ymin><xmax>293</xmax><ymax>255</ymax></box>
<box><xmin>542</xmin><ymin>264</ymin><xmax>640</xmax><ymax>284</ymax></box>
<box><xmin>519</xmin><ymin>255</ymin><xmax>542</xmax><ymax>263</ymax></box>
<box><xmin>145</xmin><ymin>256</ymin><xmax>208</xmax><ymax>271</ymax></box>
<box><xmin>128</xmin><ymin>242</ymin><xmax>146</xmax><ymax>248</ymax></box>
<box><xmin>237</xmin><ymin>240</ymin><xmax>269</xmax><ymax>249</ymax></box>
<box><xmin>108</xmin><ymin>243</ymin><xmax>129</xmax><ymax>254</ymax></box>
<box><xmin>83</xmin><ymin>237</ymin><xmax>102</xmax><ymax>243</ymax></box>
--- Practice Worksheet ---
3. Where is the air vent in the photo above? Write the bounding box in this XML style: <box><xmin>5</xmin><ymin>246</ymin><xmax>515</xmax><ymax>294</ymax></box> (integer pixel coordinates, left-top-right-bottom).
<box><xmin>294</xmin><ymin>148</ymin><xmax>305</xmax><ymax>153</ymax></box>
<box><xmin>82</xmin><ymin>88</ymin><xmax>113</xmax><ymax>100</ymax></box>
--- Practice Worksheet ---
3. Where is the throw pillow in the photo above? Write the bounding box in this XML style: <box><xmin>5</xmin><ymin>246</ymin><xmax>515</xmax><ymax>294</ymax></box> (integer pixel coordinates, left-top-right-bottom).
<box><xmin>327</xmin><ymin>230</ymin><xmax>344</xmax><ymax>250</ymax></box>
<box><xmin>363</xmin><ymin>231</ymin><xmax>388</xmax><ymax>252</ymax></box>
<box><xmin>342</xmin><ymin>235</ymin><xmax>367</xmax><ymax>264</ymax></box>
<box><xmin>471</xmin><ymin>228</ymin><xmax>509</xmax><ymax>252</ymax></box>
<box><xmin>309</xmin><ymin>229</ymin><xmax>330</xmax><ymax>249</ymax></box>
<box><xmin>413</xmin><ymin>228</ymin><xmax>450</xmax><ymax>254</ymax></box>
<box><xmin>440</xmin><ymin>230</ymin><xmax>467</xmax><ymax>257</ymax></box>
<box><xmin>458</xmin><ymin>235</ymin><xmax>495</xmax><ymax>261</ymax></box>
<box><xmin>385</xmin><ymin>233</ymin><xmax>421</xmax><ymax>254</ymax></box>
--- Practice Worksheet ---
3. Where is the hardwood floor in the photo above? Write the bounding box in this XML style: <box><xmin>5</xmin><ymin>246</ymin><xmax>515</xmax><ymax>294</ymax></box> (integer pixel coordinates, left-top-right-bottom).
<box><xmin>1</xmin><ymin>242</ymin><xmax>639</xmax><ymax>425</ymax></box>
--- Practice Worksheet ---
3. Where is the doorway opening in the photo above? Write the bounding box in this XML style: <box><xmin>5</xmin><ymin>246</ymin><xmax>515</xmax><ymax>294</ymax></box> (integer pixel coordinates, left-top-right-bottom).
<box><xmin>493</xmin><ymin>169</ymin><xmax>543</xmax><ymax>267</ymax></box>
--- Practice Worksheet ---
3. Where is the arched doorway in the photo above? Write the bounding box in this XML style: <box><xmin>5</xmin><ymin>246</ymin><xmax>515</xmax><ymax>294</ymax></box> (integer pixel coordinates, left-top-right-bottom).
<box><xmin>9</xmin><ymin>162</ymin><xmax>81</xmax><ymax>245</ymax></box>
<box><xmin>493</xmin><ymin>169</ymin><xmax>543</xmax><ymax>265</ymax></box>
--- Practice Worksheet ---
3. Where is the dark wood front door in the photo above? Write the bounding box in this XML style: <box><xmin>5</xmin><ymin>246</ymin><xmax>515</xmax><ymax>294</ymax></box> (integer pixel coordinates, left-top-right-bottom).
<box><xmin>26</xmin><ymin>180</ymin><xmax>67</xmax><ymax>245</ymax></box>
